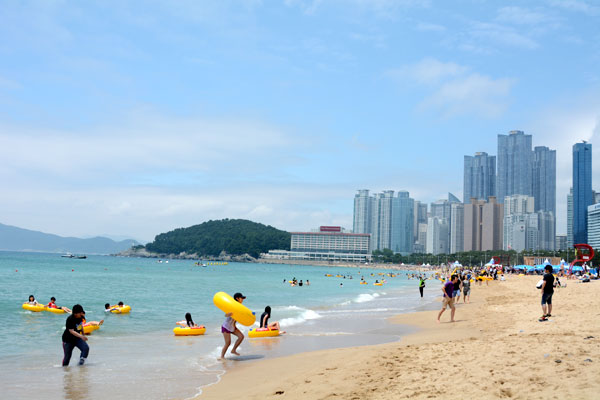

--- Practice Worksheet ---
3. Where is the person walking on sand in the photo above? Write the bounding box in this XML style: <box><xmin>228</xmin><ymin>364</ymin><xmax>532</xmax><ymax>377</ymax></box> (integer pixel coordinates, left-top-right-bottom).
<box><xmin>219</xmin><ymin>293</ymin><xmax>245</xmax><ymax>360</ymax></box>
<box><xmin>462</xmin><ymin>274</ymin><xmax>471</xmax><ymax>303</ymax></box>
<box><xmin>437</xmin><ymin>275</ymin><xmax>457</xmax><ymax>323</ymax></box>
<box><xmin>539</xmin><ymin>265</ymin><xmax>555</xmax><ymax>322</ymax></box>
<box><xmin>419</xmin><ymin>276</ymin><xmax>426</xmax><ymax>298</ymax></box>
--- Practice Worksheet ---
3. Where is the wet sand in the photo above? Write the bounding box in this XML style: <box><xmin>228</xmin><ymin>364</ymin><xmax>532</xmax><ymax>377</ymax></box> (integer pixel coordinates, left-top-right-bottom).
<box><xmin>199</xmin><ymin>275</ymin><xmax>600</xmax><ymax>399</ymax></box>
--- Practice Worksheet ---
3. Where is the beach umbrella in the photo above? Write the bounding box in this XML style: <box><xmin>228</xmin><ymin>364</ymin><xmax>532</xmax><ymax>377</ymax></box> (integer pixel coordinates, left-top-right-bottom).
<box><xmin>525</xmin><ymin>265</ymin><xmax>535</xmax><ymax>271</ymax></box>
<box><xmin>572</xmin><ymin>265</ymin><xmax>584</xmax><ymax>271</ymax></box>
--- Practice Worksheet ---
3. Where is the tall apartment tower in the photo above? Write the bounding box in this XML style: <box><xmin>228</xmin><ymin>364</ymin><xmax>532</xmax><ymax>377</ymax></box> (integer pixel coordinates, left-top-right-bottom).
<box><xmin>391</xmin><ymin>191</ymin><xmax>414</xmax><ymax>255</ymax></box>
<box><xmin>353</xmin><ymin>190</ymin><xmax>371</xmax><ymax>234</ymax></box>
<box><xmin>464</xmin><ymin>197</ymin><xmax>504</xmax><ymax>251</ymax></box>
<box><xmin>532</xmin><ymin>146</ymin><xmax>556</xmax><ymax>215</ymax></box>
<box><xmin>463</xmin><ymin>152</ymin><xmax>496</xmax><ymax>203</ymax></box>
<box><xmin>573</xmin><ymin>142</ymin><xmax>593</xmax><ymax>244</ymax></box>
<box><xmin>450</xmin><ymin>203</ymin><xmax>464</xmax><ymax>253</ymax></box>
<box><xmin>426</xmin><ymin>216</ymin><xmax>449</xmax><ymax>255</ymax></box>
<box><xmin>413</xmin><ymin>201</ymin><xmax>428</xmax><ymax>244</ymax></box>
<box><xmin>497</xmin><ymin>130</ymin><xmax>533</xmax><ymax>203</ymax></box>
<box><xmin>567</xmin><ymin>188</ymin><xmax>573</xmax><ymax>247</ymax></box>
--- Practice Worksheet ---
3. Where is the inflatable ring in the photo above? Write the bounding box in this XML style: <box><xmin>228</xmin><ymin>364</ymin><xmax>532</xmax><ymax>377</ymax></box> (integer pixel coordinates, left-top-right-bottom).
<box><xmin>173</xmin><ymin>326</ymin><xmax>206</xmax><ymax>336</ymax></box>
<box><xmin>373</xmin><ymin>283</ymin><xmax>383</xmax><ymax>286</ymax></box>
<box><xmin>22</xmin><ymin>303</ymin><xmax>46</xmax><ymax>312</ymax></box>
<box><xmin>248</xmin><ymin>328</ymin><xmax>280</xmax><ymax>338</ymax></box>
<box><xmin>213</xmin><ymin>292</ymin><xmax>255</xmax><ymax>326</ymax></box>
<box><xmin>83</xmin><ymin>324</ymin><xmax>99</xmax><ymax>335</ymax></box>
<box><xmin>360</xmin><ymin>282</ymin><xmax>368</xmax><ymax>285</ymax></box>
<box><xmin>110</xmin><ymin>305</ymin><xmax>131</xmax><ymax>314</ymax></box>
<box><xmin>45</xmin><ymin>307</ymin><xmax>66</xmax><ymax>314</ymax></box>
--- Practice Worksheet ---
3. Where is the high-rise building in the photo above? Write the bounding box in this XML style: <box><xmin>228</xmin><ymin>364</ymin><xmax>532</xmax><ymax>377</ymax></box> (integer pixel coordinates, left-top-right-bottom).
<box><xmin>464</xmin><ymin>197</ymin><xmax>503</xmax><ymax>251</ymax></box>
<box><xmin>353</xmin><ymin>190</ymin><xmax>371</xmax><ymax>234</ymax></box>
<box><xmin>532</xmin><ymin>146</ymin><xmax>556</xmax><ymax>215</ymax></box>
<box><xmin>413</xmin><ymin>201</ymin><xmax>428</xmax><ymax>244</ymax></box>
<box><xmin>426</xmin><ymin>216</ymin><xmax>449</xmax><ymax>255</ymax></box>
<box><xmin>595</xmin><ymin>191</ymin><xmax>600</xmax><ymax>204</ymax></box>
<box><xmin>588</xmin><ymin>203</ymin><xmax>600</xmax><ymax>250</ymax></box>
<box><xmin>450</xmin><ymin>203</ymin><xmax>464</xmax><ymax>253</ymax></box>
<box><xmin>370</xmin><ymin>193</ymin><xmax>381</xmax><ymax>251</ymax></box>
<box><xmin>463</xmin><ymin>152</ymin><xmax>496</xmax><ymax>203</ymax></box>
<box><xmin>573</xmin><ymin>142</ymin><xmax>593</xmax><ymax>244</ymax></box>
<box><xmin>537</xmin><ymin>211</ymin><xmax>556</xmax><ymax>251</ymax></box>
<box><xmin>504</xmin><ymin>194</ymin><xmax>534</xmax><ymax>216</ymax></box>
<box><xmin>390</xmin><ymin>191</ymin><xmax>414</xmax><ymax>255</ymax></box>
<box><xmin>567</xmin><ymin>188</ymin><xmax>573</xmax><ymax>247</ymax></box>
<box><xmin>415</xmin><ymin>223</ymin><xmax>428</xmax><ymax>254</ymax></box>
<box><xmin>497</xmin><ymin>130</ymin><xmax>533</xmax><ymax>203</ymax></box>
<box><xmin>555</xmin><ymin>234</ymin><xmax>567</xmax><ymax>251</ymax></box>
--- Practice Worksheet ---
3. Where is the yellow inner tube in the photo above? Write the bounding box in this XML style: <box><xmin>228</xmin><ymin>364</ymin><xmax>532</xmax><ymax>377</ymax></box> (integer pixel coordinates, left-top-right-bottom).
<box><xmin>83</xmin><ymin>324</ymin><xmax>99</xmax><ymax>335</ymax></box>
<box><xmin>248</xmin><ymin>328</ymin><xmax>280</xmax><ymax>338</ymax></box>
<box><xmin>173</xmin><ymin>326</ymin><xmax>206</xmax><ymax>336</ymax></box>
<box><xmin>213</xmin><ymin>291</ymin><xmax>255</xmax><ymax>326</ymax></box>
<box><xmin>110</xmin><ymin>305</ymin><xmax>131</xmax><ymax>314</ymax></box>
<box><xmin>45</xmin><ymin>307</ymin><xmax>66</xmax><ymax>314</ymax></box>
<box><xmin>360</xmin><ymin>282</ymin><xmax>368</xmax><ymax>285</ymax></box>
<box><xmin>373</xmin><ymin>283</ymin><xmax>383</xmax><ymax>286</ymax></box>
<box><xmin>22</xmin><ymin>303</ymin><xmax>46</xmax><ymax>312</ymax></box>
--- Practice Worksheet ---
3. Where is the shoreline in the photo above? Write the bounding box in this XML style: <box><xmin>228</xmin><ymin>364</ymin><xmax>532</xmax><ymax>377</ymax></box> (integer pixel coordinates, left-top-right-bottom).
<box><xmin>199</xmin><ymin>276</ymin><xmax>600</xmax><ymax>399</ymax></box>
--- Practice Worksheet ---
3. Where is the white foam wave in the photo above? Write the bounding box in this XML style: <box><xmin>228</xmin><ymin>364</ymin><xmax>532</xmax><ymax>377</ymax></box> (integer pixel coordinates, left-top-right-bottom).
<box><xmin>354</xmin><ymin>293</ymin><xmax>380</xmax><ymax>303</ymax></box>
<box><xmin>279</xmin><ymin>309</ymin><xmax>322</xmax><ymax>328</ymax></box>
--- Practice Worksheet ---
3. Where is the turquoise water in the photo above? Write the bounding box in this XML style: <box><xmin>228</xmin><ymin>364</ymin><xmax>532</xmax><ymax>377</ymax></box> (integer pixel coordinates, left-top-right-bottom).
<box><xmin>0</xmin><ymin>251</ymin><xmax>438</xmax><ymax>400</ymax></box>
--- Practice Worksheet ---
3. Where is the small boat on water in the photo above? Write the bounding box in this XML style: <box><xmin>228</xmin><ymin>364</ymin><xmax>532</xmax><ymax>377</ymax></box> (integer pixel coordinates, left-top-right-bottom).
<box><xmin>61</xmin><ymin>253</ymin><xmax>87</xmax><ymax>259</ymax></box>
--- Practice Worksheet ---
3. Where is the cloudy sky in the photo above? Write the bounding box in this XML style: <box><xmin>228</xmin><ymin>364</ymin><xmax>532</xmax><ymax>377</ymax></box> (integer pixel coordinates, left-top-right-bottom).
<box><xmin>1</xmin><ymin>0</ymin><xmax>599</xmax><ymax>243</ymax></box>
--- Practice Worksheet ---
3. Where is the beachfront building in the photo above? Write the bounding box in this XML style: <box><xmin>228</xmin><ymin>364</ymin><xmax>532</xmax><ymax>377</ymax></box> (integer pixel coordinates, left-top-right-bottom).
<box><xmin>414</xmin><ymin>222</ymin><xmax>428</xmax><ymax>254</ymax></box>
<box><xmin>426</xmin><ymin>216</ymin><xmax>448</xmax><ymax>255</ymax></box>
<box><xmin>463</xmin><ymin>152</ymin><xmax>496</xmax><ymax>203</ymax></box>
<box><xmin>464</xmin><ymin>196</ymin><xmax>503</xmax><ymax>251</ymax></box>
<box><xmin>567</xmin><ymin>188</ymin><xmax>573</xmax><ymax>247</ymax></box>
<box><xmin>532</xmin><ymin>146</ymin><xmax>556</xmax><ymax>215</ymax></box>
<box><xmin>573</xmin><ymin>142</ymin><xmax>593</xmax><ymax>244</ymax></box>
<box><xmin>588</xmin><ymin>203</ymin><xmax>600</xmax><ymax>250</ymax></box>
<box><xmin>413</xmin><ymin>201</ymin><xmax>428</xmax><ymax>246</ymax></box>
<box><xmin>390</xmin><ymin>191</ymin><xmax>414</xmax><ymax>255</ymax></box>
<box><xmin>450</xmin><ymin>202</ymin><xmax>464</xmax><ymax>253</ymax></box>
<box><xmin>555</xmin><ymin>234</ymin><xmax>567</xmax><ymax>251</ymax></box>
<box><xmin>353</xmin><ymin>189</ymin><xmax>371</xmax><ymax>235</ymax></box>
<box><xmin>352</xmin><ymin>189</ymin><xmax>416</xmax><ymax>253</ymax></box>
<box><xmin>262</xmin><ymin>226</ymin><xmax>371</xmax><ymax>262</ymax></box>
<box><xmin>497</xmin><ymin>130</ymin><xmax>533</xmax><ymax>203</ymax></box>
<box><xmin>503</xmin><ymin>195</ymin><xmax>555</xmax><ymax>251</ymax></box>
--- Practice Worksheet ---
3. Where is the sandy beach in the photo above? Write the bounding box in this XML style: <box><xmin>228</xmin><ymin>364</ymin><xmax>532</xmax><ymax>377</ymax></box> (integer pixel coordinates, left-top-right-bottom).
<box><xmin>200</xmin><ymin>275</ymin><xmax>600</xmax><ymax>400</ymax></box>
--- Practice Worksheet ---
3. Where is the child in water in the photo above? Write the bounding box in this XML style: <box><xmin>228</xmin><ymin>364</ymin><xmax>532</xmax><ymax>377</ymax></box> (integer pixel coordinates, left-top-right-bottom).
<box><xmin>219</xmin><ymin>293</ymin><xmax>245</xmax><ymax>360</ymax></box>
<box><xmin>48</xmin><ymin>297</ymin><xmax>72</xmax><ymax>313</ymax></box>
<box><xmin>259</xmin><ymin>306</ymin><xmax>286</xmax><ymax>334</ymax></box>
<box><xmin>27</xmin><ymin>295</ymin><xmax>38</xmax><ymax>305</ymax></box>
<box><xmin>176</xmin><ymin>313</ymin><xmax>200</xmax><ymax>328</ymax></box>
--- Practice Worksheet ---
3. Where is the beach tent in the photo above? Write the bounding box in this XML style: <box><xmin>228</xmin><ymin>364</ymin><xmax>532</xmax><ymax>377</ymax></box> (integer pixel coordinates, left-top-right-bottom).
<box><xmin>485</xmin><ymin>258</ymin><xmax>495</xmax><ymax>266</ymax></box>
<box><xmin>534</xmin><ymin>264</ymin><xmax>546</xmax><ymax>272</ymax></box>
<box><xmin>525</xmin><ymin>265</ymin><xmax>536</xmax><ymax>272</ymax></box>
<box><xmin>560</xmin><ymin>259</ymin><xmax>566</xmax><ymax>266</ymax></box>
<box><xmin>552</xmin><ymin>265</ymin><xmax>561</xmax><ymax>272</ymax></box>
<box><xmin>572</xmin><ymin>265</ymin><xmax>584</xmax><ymax>272</ymax></box>
<box><xmin>513</xmin><ymin>265</ymin><xmax>526</xmax><ymax>270</ymax></box>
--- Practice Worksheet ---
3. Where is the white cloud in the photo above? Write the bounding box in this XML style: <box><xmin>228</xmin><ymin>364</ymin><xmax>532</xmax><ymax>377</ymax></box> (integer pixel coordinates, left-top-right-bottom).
<box><xmin>549</xmin><ymin>0</ymin><xmax>600</xmax><ymax>16</ymax></box>
<box><xmin>469</xmin><ymin>21</ymin><xmax>539</xmax><ymax>49</ymax></box>
<box><xmin>419</xmin><ymin>73</ymin><xmax>515</xmax><ymax>118</ymax></box>
<box><xmin>387</xmin><ymin>57</ymin><xmax>468</xmax><ymax>85</ymax></box>
<box><xmin>387</xmin><ymin>58</ymin><xmax>514</xmax><ymax>118</ymax></box>
<box><xmin>496</xmin><ymin>6</ymin><xmax>555</xmax><ymax>25</ymax></box>
<box><xmin>416</xmin><ymin>22</ymin><xmax>446</xmax><ymax>32</ymax></box>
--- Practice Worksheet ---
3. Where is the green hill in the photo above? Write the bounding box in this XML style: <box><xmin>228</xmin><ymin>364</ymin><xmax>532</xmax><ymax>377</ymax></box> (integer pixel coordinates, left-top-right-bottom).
<box><xmin>144</xmin><ymin>219</ymin><xmax>290</xmax><ymax>258</ymax></box>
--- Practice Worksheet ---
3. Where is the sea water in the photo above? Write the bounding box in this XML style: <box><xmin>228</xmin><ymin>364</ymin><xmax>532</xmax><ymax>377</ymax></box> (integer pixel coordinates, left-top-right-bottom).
<box><xmin>0</xmin><ymin>251</ymin><xmax>439</xmax><ymax>400</ymax></box>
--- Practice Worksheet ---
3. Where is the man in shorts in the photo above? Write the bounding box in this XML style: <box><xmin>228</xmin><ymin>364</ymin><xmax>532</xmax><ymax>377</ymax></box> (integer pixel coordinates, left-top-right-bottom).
<box><xmin>539</xmin><ymin>265</ymin><xmax>555</xmax><ymax>321</ymax></box>
<box><xmin>437</xmin><ymin>275</ymin><xmax>458</xmax><ymax>323</ymax></box>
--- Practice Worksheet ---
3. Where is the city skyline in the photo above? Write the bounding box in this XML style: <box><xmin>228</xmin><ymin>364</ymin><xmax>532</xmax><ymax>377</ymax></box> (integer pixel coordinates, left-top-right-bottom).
<box><xmin>1</xmin><ymin>1</ymin><xmax>600</xmax><ymax>242</ymax></box>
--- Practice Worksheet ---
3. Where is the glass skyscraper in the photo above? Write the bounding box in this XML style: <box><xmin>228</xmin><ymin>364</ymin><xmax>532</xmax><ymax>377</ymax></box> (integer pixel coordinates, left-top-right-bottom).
<box><xmin>532</xmin><ymin>146</ymin><xmax>556</xmax><ymax>215</ymax></box>
<box><xmin>497</xmin><ymin>130</ymin><xmax>532</xmax><ymax>202</ymax></box>
<box><xmin>573</xmin><ymin>142</ymin><xmax>593</xmax><ymax>244</ymax></box>
<box><xmin>390</xmin><ymin>191</ymin><xmax>414</xmax><ymax>255</ymax></box>
<box><xmin>463</xmin><ymin>152</ymin><xmax>496</xmax><ymax>203</ymax></box>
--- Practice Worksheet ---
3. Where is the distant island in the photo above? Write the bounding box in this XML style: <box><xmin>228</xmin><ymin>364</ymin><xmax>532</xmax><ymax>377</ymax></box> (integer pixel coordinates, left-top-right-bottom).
<box><xmin>0</xmin><ymin>222</ymin><xmax>139</xmax><ymax>255</ymax></box>
<box><xmin>120</xmin><ymin>219</ymin><xmax>291</xmax><ymax>260</ymax></box>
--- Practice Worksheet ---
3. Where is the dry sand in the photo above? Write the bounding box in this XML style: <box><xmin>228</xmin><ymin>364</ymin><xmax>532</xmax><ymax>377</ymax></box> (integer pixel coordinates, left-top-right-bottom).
<box><xmin>199</xmin><ymin>276</ymin><xmax>600</xmax><ymax>400</ymax></box>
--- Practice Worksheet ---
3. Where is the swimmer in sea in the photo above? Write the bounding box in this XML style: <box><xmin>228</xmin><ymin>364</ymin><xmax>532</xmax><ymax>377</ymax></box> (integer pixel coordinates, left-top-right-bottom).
<box><xmin>176</xmin><ymin>312</ymin><xmax>200</xmax><ymax>328</ymax></box>
<box><xmin>47</xmin><ymin>297</ymin><xmax>72</xmax><ymax>313</ymax></box>
<box><xmin>26</xmin><ymin>295</ymin><xmax>38</xmax><ymax>305</ymax></box>
<box><xmin>219</xmin><ymin>292</ymin><xmax>245</xmax><ymax>360</ymax></box>
<box><xmin>260</xmin><ymin>306</ymin><xmax>286</xmax><ymax>334</ymax></box>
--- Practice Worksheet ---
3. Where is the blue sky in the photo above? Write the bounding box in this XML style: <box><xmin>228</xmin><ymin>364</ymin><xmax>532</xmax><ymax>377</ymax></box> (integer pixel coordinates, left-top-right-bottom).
<box><xmin>1</xmin><ymin>0</ymin><xmax>599</xmax><ymax>242</ymax></box>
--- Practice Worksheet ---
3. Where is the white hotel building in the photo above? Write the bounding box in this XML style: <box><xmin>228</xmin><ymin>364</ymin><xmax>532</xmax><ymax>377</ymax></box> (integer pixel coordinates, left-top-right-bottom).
<box><xmin>588</xmin><ymin>203</ymin><xmax>600</xmax><ymax>250</ymax></box>
<box><xmin>262</xmin><ymin>226</ymin><xmax>372</xmax><ymax>262</ymax></box>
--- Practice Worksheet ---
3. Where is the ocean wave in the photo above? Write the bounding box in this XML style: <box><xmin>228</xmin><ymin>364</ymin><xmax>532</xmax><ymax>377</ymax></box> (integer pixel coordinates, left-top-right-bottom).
<box><xmin>279</xmin><ymin>309</ymin><xmax>322</xmax><ymax>328</ymax></box>
<box><xmin>354</xmin><ymin>293</ymin><xmax>381</xmax><ymax>303</ymax></box>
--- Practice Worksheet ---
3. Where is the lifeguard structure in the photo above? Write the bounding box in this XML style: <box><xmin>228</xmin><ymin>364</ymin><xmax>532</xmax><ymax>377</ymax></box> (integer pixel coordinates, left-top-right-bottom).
<box><xmin>569</xmin><ymin>243</ymin><xmax>595</xmax><ymax>274</ymax></box>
